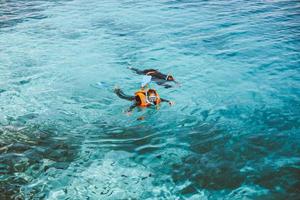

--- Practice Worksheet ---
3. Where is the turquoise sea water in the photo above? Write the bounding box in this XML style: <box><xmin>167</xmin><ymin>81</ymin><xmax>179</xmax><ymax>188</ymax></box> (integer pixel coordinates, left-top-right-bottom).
<box><xmin>1</xmin><ymin>0</ymin><xmax>300</xmax><ymax>199</ymax></box>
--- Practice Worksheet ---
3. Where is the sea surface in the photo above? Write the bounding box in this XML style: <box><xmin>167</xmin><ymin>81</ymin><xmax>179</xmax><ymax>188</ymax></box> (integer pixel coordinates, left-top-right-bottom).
<box><xmin>0</xmin><ymin>0</ymin><xmax>300</xmax><ymax>199</ymax></box>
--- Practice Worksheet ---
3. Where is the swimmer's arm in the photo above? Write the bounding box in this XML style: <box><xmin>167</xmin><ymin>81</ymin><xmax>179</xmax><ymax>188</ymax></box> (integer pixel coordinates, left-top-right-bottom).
<box><xmin>128</xmin><ymin>67</ymin><xmax>144</xmax><ymax>75</ymax></box>
<box><xmin>114</xmin><ymin>88</ymin><xmax>135</xmax><ymax>101</ymax></box>
<box><xmin>125</xmin><ymin>103</ymin><xmax>137</xmax><ymax>116</ymax></box>
<box><xmin>160</xmin><ymin>98</ymin><xmax>170</xmax><ymax>103</ymax></box>
<box><xmin>127</xmin><ymin>103</ymin><xmax>138</xmax><ymax>112</ymax></box>
<box><xmin>156</xmin><ymin>81</ymin><xmax>172</xmax><ymax>88</ymax></box>
<box><xmin>161</xmin><ymin>98</ymin><xmax>175</xmax><ymax>106</ymax></box>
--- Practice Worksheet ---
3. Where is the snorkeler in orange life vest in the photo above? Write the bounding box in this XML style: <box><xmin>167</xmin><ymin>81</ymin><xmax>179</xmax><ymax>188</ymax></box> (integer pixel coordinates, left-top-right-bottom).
<box><xmin>114</xmin><ymin>76</ymin><xmax>174</xmax><ymax>113</ymax></box>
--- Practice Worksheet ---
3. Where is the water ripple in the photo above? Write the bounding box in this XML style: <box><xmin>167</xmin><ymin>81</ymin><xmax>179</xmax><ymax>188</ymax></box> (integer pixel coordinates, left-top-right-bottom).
<box><xmin>1</xmin><ymin>0</ymin><xmax>299</xmax><ymax>199</ymax></box>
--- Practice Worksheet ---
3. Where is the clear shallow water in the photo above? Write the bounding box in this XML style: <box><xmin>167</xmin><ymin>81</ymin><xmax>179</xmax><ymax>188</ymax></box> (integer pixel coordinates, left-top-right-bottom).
<box><xmin>0</xmin><ymin>0</ymin><xmax>300</xmax><ymax>199</ymax></box>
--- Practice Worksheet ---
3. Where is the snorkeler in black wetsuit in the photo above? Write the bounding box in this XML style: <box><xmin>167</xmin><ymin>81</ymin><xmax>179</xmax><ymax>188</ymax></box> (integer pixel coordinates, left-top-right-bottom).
<box><xmin>128</xmin><ymin>67</ymin><xmax>179</xmax><ymax>88</ymax></box>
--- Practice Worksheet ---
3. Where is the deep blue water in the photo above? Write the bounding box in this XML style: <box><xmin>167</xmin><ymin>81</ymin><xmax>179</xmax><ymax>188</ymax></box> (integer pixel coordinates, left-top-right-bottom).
<box><xmin>0</xmin><ymin>0</ymin><xmax>300</xmax><ymax>199</ymax></box>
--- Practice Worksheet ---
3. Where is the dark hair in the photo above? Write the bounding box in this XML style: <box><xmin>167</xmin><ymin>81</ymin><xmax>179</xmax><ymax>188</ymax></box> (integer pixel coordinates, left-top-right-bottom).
<box><xmin>147</xmin><ymin>89</ymin><xmax>156</xmax><ymax>95</ymax></box>
<box><xmin>167</xmin><ymin>75</ymin><xmax>174</xmax><ymax>81</ymax></box>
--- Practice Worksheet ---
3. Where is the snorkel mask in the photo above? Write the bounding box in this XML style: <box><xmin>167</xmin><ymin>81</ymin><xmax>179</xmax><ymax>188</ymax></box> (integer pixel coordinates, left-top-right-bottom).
<box><xmin>148</xmin><ymin>94</ymin><xmax>157</xmax><ymax>103</ymax></box>
<box><xmin>146</xmin><ymin>90</ymin><xmax>157</xmax><ymax>105</ymax></box>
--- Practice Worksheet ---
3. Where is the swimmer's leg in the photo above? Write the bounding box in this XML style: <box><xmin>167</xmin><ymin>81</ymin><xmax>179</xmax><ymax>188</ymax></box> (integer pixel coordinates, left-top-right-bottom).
<box><xmin>163</xmin><ymin>84</ymin><xmax>172</xmax><ymax>89</ymax></box>
<box><xmin>128</xmin><ymin>66</ymin><xmax>144</xmax><ymax>75</ymax></box>
<box><xmin>114</xmin><ymin>88</ymin><xmax>135</xmax><ymax>101</ymax></box>
<box><xmin>128</xmin><ymin>66</ymin><xmax>158</xmax><ymax>75</ymax></box>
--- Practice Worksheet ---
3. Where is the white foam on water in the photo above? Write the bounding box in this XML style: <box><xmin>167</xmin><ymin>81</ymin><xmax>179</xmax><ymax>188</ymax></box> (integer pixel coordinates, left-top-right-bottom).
<box><xmin>47</xmin><ymin>150</ymin><xmax>178</xmax><ymax>199</ymax></box>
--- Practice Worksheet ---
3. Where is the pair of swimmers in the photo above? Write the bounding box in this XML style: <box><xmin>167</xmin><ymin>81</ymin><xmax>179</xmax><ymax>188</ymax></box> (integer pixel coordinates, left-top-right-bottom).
<box><xmin>114</xmin><ymin>67</ymin><xmax>177</xmax><ymax>114</ymax></box>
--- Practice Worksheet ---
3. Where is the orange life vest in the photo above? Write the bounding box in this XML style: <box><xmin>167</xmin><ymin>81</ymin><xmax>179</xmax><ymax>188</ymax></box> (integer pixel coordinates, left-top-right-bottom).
<box><xmin>134</xmin><ymin>89</ymin><xmax>161</xmax><ymax>107</ymax></box>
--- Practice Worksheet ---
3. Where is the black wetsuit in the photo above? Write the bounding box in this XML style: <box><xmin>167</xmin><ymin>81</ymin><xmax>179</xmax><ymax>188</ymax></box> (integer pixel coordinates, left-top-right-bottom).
<box><xmin>129</xmin><ymin>67</ymin><xmax>173</xmax><ymax>88</ymax></box>
<box><xmin>114</xmin><ymin>88</ymin><xmax>170</xmax><ymax>111</ymax></box>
